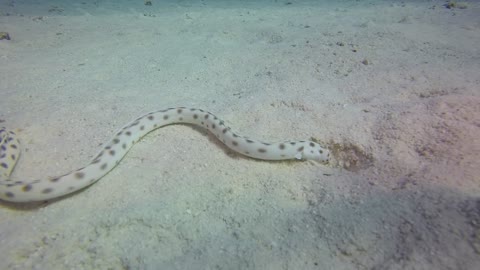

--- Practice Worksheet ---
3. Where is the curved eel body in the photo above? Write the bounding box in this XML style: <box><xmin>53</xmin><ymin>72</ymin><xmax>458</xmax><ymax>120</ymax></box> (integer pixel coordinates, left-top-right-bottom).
<box><xmin>0</xmin><ymin>107</ymin><xmax>329</xmax><ymax>202</ymax></box>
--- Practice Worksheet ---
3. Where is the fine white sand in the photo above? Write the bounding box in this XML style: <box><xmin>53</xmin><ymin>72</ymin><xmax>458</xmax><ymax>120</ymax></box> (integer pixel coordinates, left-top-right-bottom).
<box><xmin>1</xmin><ymin>0</ymin><xmax>479</xmax><ymax>269</ymax></box>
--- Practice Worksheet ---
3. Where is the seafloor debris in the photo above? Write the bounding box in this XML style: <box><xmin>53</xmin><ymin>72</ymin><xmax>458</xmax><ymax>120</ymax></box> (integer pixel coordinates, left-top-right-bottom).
<box><xmin>0</xmin><ymin>32</ymin><xmax>10</xmax><ymax>40</ymax></box>
<box><xmin>444</xmin><ymin>1</ymin><xmax>468</xmax><ymax>9</ymax></box>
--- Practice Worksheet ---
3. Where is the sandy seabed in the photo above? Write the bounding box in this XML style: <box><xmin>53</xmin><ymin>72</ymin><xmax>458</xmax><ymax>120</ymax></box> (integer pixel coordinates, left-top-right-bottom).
<box><xmin>1</xmin><ymin>0</ymin><xmax>479</xmax><ymax>269</ymax></box>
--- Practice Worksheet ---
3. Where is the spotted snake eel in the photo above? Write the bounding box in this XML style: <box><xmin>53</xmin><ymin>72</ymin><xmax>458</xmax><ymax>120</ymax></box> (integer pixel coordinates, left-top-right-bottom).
<box><xmin>0</xmin><ymin>107</ymin><xmax>329</xmax><ymax>202</ymax></box>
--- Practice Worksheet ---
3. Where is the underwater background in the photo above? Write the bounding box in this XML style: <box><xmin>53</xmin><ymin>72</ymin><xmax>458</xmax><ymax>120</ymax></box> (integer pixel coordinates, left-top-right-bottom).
<box><xmin>1</xmin><ymin>0</ymin><xmax>479</xmax><ymax>269</ymax></box>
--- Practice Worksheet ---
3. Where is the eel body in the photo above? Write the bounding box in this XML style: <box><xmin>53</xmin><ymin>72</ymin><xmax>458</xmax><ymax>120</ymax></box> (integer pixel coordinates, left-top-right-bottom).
<box><xmin>0</xmin><ymin>107</ymin><xmax>329</xmax><ymax>203</ymax></box>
